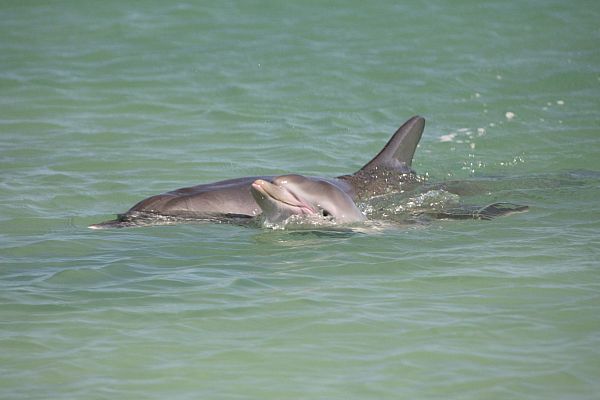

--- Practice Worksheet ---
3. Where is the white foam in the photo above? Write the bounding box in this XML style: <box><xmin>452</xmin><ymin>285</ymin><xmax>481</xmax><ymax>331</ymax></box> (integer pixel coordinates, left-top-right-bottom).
<box><xmin>439</xmin><ymin>133</ymin><xmax>457</xmax><ymax>142</ymax></box>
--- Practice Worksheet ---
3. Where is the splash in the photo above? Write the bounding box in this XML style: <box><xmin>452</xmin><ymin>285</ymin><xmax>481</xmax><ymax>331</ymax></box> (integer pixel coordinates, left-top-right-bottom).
<box><xmin>257</xmin><ymin>212</ymin><xmax>349</xmax><ymax>231</ymax></box>
<box><xmin>364</xmin><ymin>188</ymin><xmax>461</xmax><ymax>223</ymax></box>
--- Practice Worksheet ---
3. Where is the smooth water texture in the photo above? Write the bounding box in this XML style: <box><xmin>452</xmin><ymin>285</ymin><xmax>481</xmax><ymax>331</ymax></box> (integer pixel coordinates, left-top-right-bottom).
<box><xmin>2</xmin><ymin>1</ymin><xmax>600</xmax><ymax>399</ymax></box>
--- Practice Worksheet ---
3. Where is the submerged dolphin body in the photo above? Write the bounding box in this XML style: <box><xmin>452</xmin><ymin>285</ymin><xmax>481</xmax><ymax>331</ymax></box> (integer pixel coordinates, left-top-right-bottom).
<box><xmin>250</xmin><ymin>175</ymin><xmax>367</xmax><ymax>224</ymax></box>
<box><xmin>90</xmin><ymin>116</ymin><xmax>425</xmax><ymax>228</ymax></box>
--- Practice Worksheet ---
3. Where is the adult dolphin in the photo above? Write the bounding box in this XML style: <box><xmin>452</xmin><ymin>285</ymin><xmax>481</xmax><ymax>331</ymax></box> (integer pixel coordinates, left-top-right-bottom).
<box><xmin>89</xmin><ymin>116</ymin><xmax>424</xmax><ymax>228</ymax></box>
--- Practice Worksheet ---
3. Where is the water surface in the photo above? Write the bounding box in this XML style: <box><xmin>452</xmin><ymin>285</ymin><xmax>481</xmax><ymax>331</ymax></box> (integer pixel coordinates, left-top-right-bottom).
<box><xmin>1</xmin><ymin>1</ymin><xmax>599</xmax><ymax>399</ymax></box>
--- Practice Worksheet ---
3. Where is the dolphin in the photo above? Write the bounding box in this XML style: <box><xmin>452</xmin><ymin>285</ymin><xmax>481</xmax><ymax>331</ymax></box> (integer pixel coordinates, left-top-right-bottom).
<box><xmin>89</xmin><ymin>116</ymin><xmax>425</xmax><ymax>228</ymax></box>
<box><xmin>250</xmin><ymin>175</ymin><xmax>367</xmax><ymax>224</ymax></box>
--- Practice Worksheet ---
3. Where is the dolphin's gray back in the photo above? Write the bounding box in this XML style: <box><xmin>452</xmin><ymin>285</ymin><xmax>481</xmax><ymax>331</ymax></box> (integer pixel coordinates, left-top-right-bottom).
<box><xmin>127</xmin><ymin>176</ymin><xmax>268</xmax><ymax>216</ymax></box>
<box><xmin>334</xmin><ymin>116</ymin><xmax>425</xmax><ymax>200</ymax></box>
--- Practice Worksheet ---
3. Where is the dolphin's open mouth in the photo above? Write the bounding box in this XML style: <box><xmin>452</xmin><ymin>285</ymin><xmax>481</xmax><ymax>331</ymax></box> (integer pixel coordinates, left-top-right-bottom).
<box><xmin>251</xmin><ymin>179</ymin><xmax>316</xmax><ymax>215</ymax></box>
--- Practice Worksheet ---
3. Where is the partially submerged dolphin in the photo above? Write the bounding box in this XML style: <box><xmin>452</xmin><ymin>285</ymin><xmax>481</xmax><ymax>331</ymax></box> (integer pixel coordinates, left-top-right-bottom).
<box><xmin>90</xmin><ymin>116</ymin><xmax>527</xmax><ymax>228</ymax></box>
<box><xmin>250</xmin><ymin>175</ymin><xmax>367</xmax><ymax>225</ymax></box>
<box><xmin>90</xmin><ymin>116</ymin><xmax>425</xmax><ymax>228</ymax></box>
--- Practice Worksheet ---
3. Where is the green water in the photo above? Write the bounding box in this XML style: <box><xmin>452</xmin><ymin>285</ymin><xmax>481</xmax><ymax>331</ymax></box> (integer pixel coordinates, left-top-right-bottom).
<box><xmin>2</xmin><ymin>1</ymin><xmax>600</xmax><ymax>398</ymax></box>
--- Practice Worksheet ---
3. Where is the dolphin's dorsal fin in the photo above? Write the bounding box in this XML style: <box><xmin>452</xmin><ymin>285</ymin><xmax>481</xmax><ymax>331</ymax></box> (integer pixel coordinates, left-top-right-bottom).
<box><xmin>357</xmin><ymin>116</ymin><xmax>425</xmax><ymax>173</ymax></box>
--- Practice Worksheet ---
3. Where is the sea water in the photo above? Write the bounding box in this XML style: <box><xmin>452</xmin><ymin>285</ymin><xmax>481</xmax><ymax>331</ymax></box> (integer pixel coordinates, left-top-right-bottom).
<box><xmin>1</xmin><ymin>1</ymin><xmax>599</xmax><ymax>399</ymax></box>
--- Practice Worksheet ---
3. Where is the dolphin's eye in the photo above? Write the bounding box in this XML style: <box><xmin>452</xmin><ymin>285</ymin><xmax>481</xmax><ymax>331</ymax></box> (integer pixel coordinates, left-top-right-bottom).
<box><xmin>322</xmin><ymin>210</ymin><xmax>331</xmax><ymax>217</ymax></box>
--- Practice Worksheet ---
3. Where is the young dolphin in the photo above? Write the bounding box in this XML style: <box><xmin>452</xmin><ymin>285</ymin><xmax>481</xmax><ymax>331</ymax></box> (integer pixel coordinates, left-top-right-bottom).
<box><xmin>250</xmin><ymin>174</ymin><xmax>366</xmax><ymax>224</ymax></box>
<box><xmin>90</xmin><ymin>116</ymin><xmax>424</xmax><ymax>228</ymax></box>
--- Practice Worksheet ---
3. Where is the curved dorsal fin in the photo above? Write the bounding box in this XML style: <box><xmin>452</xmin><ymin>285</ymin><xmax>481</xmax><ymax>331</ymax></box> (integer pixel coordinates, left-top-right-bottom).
<box><xmin>357</xmin><ymin>116</ymin><xmax>425</xmax><ymax>173</ymax></box>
